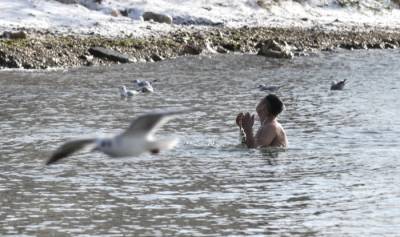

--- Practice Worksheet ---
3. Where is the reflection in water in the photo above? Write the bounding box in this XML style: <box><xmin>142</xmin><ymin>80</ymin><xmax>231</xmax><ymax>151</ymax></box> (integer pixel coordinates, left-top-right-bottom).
<box><xmin>259</xmin><ymin>147</ymin><xmax>284</xmax><ymax>161</ymax></box>
<box><xmin>1</xmin><ymin>50</ymin><xmax>400</xmax><ymax>236</ymax></box>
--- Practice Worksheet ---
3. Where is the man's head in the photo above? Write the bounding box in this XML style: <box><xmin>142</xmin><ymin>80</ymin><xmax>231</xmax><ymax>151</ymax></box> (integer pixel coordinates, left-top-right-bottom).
<box><xmin>256</xmin><ymin>94</ymin><xmax>284</xmax><ymax>118</ymax></box>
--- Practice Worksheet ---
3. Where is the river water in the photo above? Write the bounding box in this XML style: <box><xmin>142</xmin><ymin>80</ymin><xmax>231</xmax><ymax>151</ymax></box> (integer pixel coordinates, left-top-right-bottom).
<box><xmin>1</xmin><ymin>49</ymin><xmax>399</xmax><ymax>236</ymax></box>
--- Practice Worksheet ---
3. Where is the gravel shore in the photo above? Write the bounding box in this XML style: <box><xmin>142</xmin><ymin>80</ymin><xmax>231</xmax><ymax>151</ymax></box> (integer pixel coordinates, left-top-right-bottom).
<box><xmin>1</xmin><ymin>25</ymin><xmax>400</xmax><ymax>70</ymax></box>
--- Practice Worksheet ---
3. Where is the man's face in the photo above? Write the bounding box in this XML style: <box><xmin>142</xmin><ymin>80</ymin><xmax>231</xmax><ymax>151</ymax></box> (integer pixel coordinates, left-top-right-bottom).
<box><xmin>256</xmin><ymin>100</ymin><xmax>268</xmax><ymax>118</ymax></box>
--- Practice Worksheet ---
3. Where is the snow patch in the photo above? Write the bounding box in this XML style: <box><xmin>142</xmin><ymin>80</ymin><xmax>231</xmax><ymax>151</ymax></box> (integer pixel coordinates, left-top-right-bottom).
<box><xmin>1</xmin><ymin>0</ymin><xmax>400</xmax><ymax>37</ymax></box>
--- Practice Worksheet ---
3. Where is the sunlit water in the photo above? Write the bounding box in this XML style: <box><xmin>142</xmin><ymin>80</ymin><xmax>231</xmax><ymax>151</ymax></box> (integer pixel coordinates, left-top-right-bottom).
<box><xmin>1</xmin><ymin>50</ymin><xmax>400</xmax><ymax>236</ymax></box>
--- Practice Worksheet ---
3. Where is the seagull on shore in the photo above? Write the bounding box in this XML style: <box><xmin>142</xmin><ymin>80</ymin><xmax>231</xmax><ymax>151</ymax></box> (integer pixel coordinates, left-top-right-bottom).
<box><xmin>119</xmin><ymin>85</ymin><xmax>138</xmax><ymax>97</ymax></box>
<box><xmin>132</xmin><ymin>79</ymin><xmax>156</xmax><ymax>93</ymax></box>
<box><xmin>46</xmin><ymin>110</ymin><xmax>187</xmax><ymax>165</ymax></box>
<box><xmin>330</xmin><ymin>79</ymin><xmax>347</xmax><ymax>90</ymax></box>
<box><xmin>257</xmin><ymin>84</ymin><xmax>282</xmax><ymax>92</ymax></box>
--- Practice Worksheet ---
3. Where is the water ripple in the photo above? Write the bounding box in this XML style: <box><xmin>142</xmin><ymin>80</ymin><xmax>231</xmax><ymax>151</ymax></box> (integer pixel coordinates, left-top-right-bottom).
<box><xmin>1</xmin><ymin>51</ymin><xmax>400</xmax><ymax>236</ymax></box>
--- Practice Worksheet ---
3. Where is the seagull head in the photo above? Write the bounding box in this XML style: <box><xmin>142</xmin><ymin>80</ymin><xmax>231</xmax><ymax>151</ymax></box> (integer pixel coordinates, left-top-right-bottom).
<box><xmin>143</xmin><ymin>81</ymin><xmax>152</xmax><ymax>87</ymax></box>
<box><xmin>119</xmin><ymin>85</ymin><xmax>127</xmax><ymax>93</ymax></box>
<box><xmin>132</xmin><ymin>79</ymin><xmax>142</xmax><ymax>86</ymax></box>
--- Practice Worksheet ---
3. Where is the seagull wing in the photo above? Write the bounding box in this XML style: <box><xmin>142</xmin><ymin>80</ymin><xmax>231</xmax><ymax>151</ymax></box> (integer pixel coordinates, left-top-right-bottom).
<box><xmin>46</xmin><ymin>138</ymin><xmax>96</xmax><ymax>165</ymax></box>
<box><xmin>122</xmin><ymin>111</ymin><xmax>187</xmax><ymax>137</ymax></box>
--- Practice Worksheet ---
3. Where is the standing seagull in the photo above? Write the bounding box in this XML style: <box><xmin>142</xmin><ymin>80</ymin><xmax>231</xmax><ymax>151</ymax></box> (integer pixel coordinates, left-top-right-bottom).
<box><xmin>257</xmin><ymin>84</ymin><xmax>282</xmax><ymax>92</ymax></box>
<box><xmin>330</xmin><ymin>79</ymin><xmax>347</xmax><ymax>90</ymax></box>
<box><xmin>46</xmin><ymin>111</ymin><xmax>187</xmax><ymax>165</ymax></box>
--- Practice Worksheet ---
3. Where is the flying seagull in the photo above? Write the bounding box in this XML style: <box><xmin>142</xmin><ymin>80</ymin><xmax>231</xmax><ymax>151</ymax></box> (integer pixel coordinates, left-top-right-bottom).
<box><xmin>330</xmin><ymin>79</ymin><xmax>347</xmax><ymax>90</ymax></box>
<box><xmin>46</xmin><ymin>110</ymin><xmax>187</xmax><ymax>165</ymax></box>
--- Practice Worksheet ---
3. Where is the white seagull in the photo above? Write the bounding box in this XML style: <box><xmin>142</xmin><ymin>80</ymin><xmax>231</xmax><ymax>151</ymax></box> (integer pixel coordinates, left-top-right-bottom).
<box><xmin>46</xmin><ymin>110</ymin><xmax>187</xmax><ymax>165</ymax></box>
<box><xmin>119</xmin><ymin>85</ymin><xmax>138</xmax><ymax>97</ymax></box>
<box><xmin>133</xmin><ymin>79</ymin><xmax>155</xmax><ymax>93</ymax></box>
<box><xmin>257</xmin><ymin>84</ymin><xmax>282</xmax><ymax>92</ymax></box>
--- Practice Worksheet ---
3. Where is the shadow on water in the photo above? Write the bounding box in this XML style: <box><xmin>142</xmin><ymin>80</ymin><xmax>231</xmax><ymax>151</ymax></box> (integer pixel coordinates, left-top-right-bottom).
<box><xmin>1</xmin><ymin>50</ymin><xmax>400</xmax><ymax>236</ymax></box>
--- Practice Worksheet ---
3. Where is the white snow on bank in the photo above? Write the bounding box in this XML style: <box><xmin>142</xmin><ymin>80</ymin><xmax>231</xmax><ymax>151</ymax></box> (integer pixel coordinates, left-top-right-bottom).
<box><xmin>1</xmin><ymin>0</ymin><xmax>400</xmax><ymax>37</ymax></box>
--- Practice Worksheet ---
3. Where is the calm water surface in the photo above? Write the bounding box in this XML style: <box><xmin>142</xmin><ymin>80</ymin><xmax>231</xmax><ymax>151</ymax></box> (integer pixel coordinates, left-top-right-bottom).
<box><xmin>1</xmin><ymin>50</ymin><xmax>400</xmax><ymax>236</ymax></box>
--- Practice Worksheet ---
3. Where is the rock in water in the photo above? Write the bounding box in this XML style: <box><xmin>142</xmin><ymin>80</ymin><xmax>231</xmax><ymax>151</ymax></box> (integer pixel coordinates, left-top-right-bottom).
<box><xmin>142</xmin><ymin>12</ymin><xmax>173</xmax><ymax>24</ymax></box>
<box><xmin>88</xmin><ymin>47</ymin><xmax>131</xmax><ymax>63</ymax></box>
<box><xmin>258</xmin><ymin>39</ymin><xmax>294</xmax><ymax>59</ymax></box>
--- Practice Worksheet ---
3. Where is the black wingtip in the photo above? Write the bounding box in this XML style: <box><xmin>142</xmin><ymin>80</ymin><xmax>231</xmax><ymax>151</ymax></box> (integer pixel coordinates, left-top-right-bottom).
<box><xmin>45</xmin><ymin>154</ymin><xmax>62</xmax><ymax>165</ymax></box>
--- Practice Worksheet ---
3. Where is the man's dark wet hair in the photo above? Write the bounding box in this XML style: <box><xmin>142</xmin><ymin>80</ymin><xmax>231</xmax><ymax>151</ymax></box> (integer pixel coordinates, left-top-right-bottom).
<box><xmin>263</xmin><ymin>94</ymin><xmax>284</xmax><ymax>117</ymax></box>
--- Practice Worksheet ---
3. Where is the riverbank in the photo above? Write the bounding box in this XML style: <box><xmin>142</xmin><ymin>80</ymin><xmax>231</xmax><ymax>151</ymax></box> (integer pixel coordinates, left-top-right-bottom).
<box><xmin>1</xmin><ymin>25</ymin><xmax>400</xmax><ymax>70</ymax></box>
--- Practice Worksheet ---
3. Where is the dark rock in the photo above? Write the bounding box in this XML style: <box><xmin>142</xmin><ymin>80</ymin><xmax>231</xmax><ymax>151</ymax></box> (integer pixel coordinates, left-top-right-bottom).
<box><xmin>339</xmin><ymin>43</ymin><xmax>354</xmax><ymax>50</ymax></box>
<box><xmin>384</xmin><ymin>43</ymin><xmax>397</xmax><ymax>49</ymax></box>
<box><xmin>142</xmin><ymin>12</ymin><xmax>172</xmax><ymax>24</ymax></box>
<box><xmin>182</xmin><ymin>44</ymin><xmax>203</xmax><ymax>55</ymax></box>
<box><xmin>216</xmin><ymin>46</ymin><xmax>228</xmax><ymax>54</ymax></box>
<box><xmin>0</xmin><ymin>51</ymin><xmax>22</xmax><ymax>68</ymax></box>
<box><xmin>221</xmin><ymin>42</ymin><xmax>240</xmax><ymax>51</ymax></box>
<box><xmin>341</xmin><ymin>41</ymin><xmax>368</xmax><ymax>50</ymax></box>
<box><xmin>258</xmin><ymin>39</ymin><xmax>294</xmax><ymax>59</ymax></box>
<box><xmin>150</xmin><ymin>53</ymin><xmax>164</xmax><ymax>62</ymax></box>
<box><xmin>322</xmin><ymin>46</ymin><xmax>335</xmax><ymax>52</ymax></box>
<box><xmin>368</xmin><ymin>42</ymin><xmax>385</xmax><ymax>49</ymax></box>
<box><xmin>2</xmin><ymin>31</ymin><xmax>28</xmax><ymax>39</ymax></box>
<box><xmin>22</xmin><ymin>62</ymin><xmax>35</xmax><ymax>69</ymax></box>
<box><xmin>120</xmin><ymin>9</ymin><xmax>128</xmax><ymax>17</ymax></box>
<box><xmin>173</xmin><ymin>16</ymin><xmax>223</xmax><ymax>26</ymax></box>
<box><xmin>88</xmin><ymin>47</ymin><xmax>131</xmax><ymax>63</ymax></box>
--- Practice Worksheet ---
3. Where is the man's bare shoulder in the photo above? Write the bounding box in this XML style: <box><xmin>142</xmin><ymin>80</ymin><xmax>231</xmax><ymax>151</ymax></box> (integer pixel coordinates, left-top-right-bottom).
<box><xmin>257</xmin><ymin>121</ymin><xmax>287</xmax><ymax>148</ymax></box>
<box><xmin>262</xmin><ymin>121</ymin><xmax>279</xmax><ymax>131</ymax></box>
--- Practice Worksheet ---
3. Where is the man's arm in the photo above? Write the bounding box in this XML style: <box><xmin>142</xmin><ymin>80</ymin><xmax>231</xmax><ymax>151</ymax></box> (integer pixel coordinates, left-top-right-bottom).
<box><xmin>243</xmin><ymin>128</ymin><xmax>257</xmax><ymax>148</ymax></box>
<box><xmin>256</xmin><ymin>124</ymin><xmax>277</xmax><ymax>147</ymax></box>
<box><xmin>241</xmin><ymin>112</ymin><xmax>257</xmax><ymax>148</ymax></box>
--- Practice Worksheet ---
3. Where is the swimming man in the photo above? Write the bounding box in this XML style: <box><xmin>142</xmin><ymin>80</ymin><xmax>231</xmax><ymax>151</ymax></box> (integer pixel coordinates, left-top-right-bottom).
<box><xmin>236</xmin><ymin>94</ymin><xmax>288</xmax><ymax>148</ymax></box>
